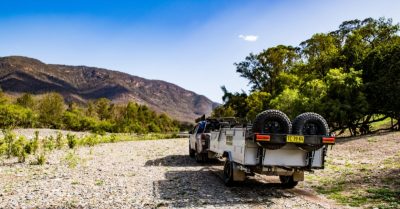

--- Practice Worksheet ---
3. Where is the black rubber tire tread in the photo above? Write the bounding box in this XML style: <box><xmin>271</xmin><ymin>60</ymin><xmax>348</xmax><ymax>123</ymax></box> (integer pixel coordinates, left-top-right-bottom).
<box><xmin>279</xmin><ymin>175</ymin><xmax>298</xmax><ymax>188</ymax></box>
<box><xmin>252</xmin><ymin>109</ymin><xmax>292</xmax><ymax>150</ymax></box>
<box><xmin>292</xmin><ymin>112</ymin><xmax>329</xmax><ymax>151</ymax></box>
<box><xmin>223</xmin><ymin>160</ymin><xmax>234</xmax><ymax>186</ymax></box>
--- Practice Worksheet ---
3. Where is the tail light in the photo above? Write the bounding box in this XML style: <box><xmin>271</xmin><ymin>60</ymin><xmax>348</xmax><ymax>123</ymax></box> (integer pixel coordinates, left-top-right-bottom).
<box><xmin>322</xmin><ymin>137</ymin><xmax>335</xmax><ymax>144</ymax></box>
<box><xmin>256</xmin><ymin>134</ymin><xmax>270</xmax><ymax>142</ymax></box>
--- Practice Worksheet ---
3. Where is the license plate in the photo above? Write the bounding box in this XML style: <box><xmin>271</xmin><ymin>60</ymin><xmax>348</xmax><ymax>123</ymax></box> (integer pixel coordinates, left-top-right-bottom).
<box><xmin>286</xmin><ymin>135</ymin><xmax>304</xmax><ymax>143</ymax></box>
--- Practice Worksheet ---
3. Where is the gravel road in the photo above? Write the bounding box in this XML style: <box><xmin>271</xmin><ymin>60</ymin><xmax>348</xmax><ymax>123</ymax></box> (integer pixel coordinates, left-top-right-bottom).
<box><xmin>0</xmin><ymin>131</ymin><xmax>341</xmax><ymax>209</ymax></box>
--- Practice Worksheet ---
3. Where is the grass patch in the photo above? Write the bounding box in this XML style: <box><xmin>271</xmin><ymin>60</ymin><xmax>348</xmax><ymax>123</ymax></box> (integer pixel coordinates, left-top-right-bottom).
<box><xmin>309</xmin><ymin>153</ymin><xmax>400</xmax><ymax>208</ymax></box>
<box><xmin>370</xmin><ymin>117</ymin><xmax>398</xmax><ymax>131</ymax></box>
<box><xmin>63</xmin><ymin>151</ymin><xmax>81</xmax><ymax>168</ymax></box>
<box><xmin>367</xmin><ymin>188</ymin><xmax>400</xmax><ymax>207</ymax></box>
<box><xmin>95</xmin><ymin>179</ymin><xmax>104</xmax><ymax>186</ymax></box>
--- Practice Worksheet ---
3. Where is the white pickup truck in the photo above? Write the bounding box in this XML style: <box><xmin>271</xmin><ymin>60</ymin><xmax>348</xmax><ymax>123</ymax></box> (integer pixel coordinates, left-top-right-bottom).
<box><xmin>189</xmin><ymin>109</ymin><xmax>335</xmax><ymax>188</ymax></box>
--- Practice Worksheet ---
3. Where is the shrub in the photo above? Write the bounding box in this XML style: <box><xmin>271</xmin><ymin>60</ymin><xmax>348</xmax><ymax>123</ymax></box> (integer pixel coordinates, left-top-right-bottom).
<box><xmin>31</xmin><ymin>131</ymin><xmax>40</xmax><ymax>154</ymax></box>
<box><xmin>109</xmin><ymin>134</ymin><xmax>117</xmax><ymax>143</ymax></box>
<box><xmin>82</xmin><ymin>134</ymin><xmax>99</xmax><ymax>147</ymax></box>
<box><xmin>16</xmin><ymin>93</ymin><xmax>35</xmax><ymax>108</ymax></box>
<box><xmin>67</xmin><ymin>133</ymin><xmax>77</xmax><ymax>149</ymax></box>
<box><xmin>34</xmin><ymin>153</ymin><xmax>46</xmax><ymax>165</ymax></box>
<box><xmin>0</xmin><ymin>136</ymin><xmax>6</xmax><ymax>156</ymax></box>
<box><xmin>55</xmin><ymin>131</ymin><xmax>64</xmax><ymax>149</ymax></box>
<box><xmin>43</xmin><ymin>135</ymin><xmax>55</xmax><ymax>151</ymax></box>
<box><xmin>63</xmin><ymin>151</ymin><xmax>80</xmax><ymax>168</ymax></box>
<box><xmin>3</xmin><ymin>129</ymin><xmax>15</xmax><ymax>158</ymax></box>
<box><xmin>11</xmin><ymin>136</ymin><xmax>28</xmax><ymax>163</ymax></box>
<box><xmin>0</xmin><ymin>105</ymin><xmax>35</xmax><ymax>128</ymax></box>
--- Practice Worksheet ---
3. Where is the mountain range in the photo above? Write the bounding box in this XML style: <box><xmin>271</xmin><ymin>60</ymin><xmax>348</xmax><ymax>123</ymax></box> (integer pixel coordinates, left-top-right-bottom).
<box><xmin>0</xmin><ymin>56</ymin><xmax>219</xmax><ymax>122</ymax></box>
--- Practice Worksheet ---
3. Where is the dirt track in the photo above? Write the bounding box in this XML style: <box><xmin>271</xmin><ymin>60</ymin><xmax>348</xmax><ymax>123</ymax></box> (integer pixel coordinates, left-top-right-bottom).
<box><xmin>0</xmin><ymin>133</ymin><xmax>344</xmax><ymax>209</ymax></box>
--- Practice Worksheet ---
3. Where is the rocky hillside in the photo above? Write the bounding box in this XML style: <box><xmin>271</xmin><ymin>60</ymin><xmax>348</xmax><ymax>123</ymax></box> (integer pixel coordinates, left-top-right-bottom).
<box><xmin>0</xmin><ymin>56</ymin><xmax>219</xmax><ymax>122</ymax></box>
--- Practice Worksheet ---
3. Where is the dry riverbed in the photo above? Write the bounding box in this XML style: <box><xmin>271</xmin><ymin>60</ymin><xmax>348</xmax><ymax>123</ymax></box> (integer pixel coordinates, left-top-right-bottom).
<box><xmin>0</xmin><ymin>130</ymin><xmax>399</xmax><ymax>208</ymax></box>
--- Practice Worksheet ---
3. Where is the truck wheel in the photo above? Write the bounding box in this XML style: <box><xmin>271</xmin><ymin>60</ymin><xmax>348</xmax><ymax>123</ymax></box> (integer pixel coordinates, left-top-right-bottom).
<box><xmin>195</xmin><ymin>146</ymin><xmax>207</xmax><ymax>163</ymax></box>
<box><xmin>252</xmin><ymin>109</ymin><xmax>292</xmax><ymax>150</ymax></box>
<box><xmin>223</xmin><ymin>159</ymin><xmax>234</xmax><ymax>186</ymax></box>
<box><xmin>279</xmin><ymin>175</ymin><xmax>298</xmax><ymax>188</ymax></box>
<box><xmin>189</xmin><ymin>144</ymin><xmax>195</xmax><ymax>158</ymax></box>
<box><xmin>292</xmin><ymin>112</ymin><xmax>329</xmax><ymax>151</ymax></box>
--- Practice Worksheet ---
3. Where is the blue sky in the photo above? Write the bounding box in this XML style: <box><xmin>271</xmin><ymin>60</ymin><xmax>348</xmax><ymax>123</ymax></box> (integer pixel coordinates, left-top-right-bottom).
<box><xmin>1</xmin><ymin>0</ymin><xmax>399</xmax><ymax>102</ymax></box>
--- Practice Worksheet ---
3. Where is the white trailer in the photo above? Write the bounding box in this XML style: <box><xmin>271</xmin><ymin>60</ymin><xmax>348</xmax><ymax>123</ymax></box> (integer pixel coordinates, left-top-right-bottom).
<box><xmin>189</xmin><ymin>110</ymin><xmax>335</xmax><ymax>187</ymax></box>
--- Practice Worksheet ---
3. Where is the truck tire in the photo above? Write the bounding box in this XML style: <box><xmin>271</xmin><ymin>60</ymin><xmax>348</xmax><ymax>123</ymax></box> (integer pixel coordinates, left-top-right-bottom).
<box><xmin>252</xmin><ymin>109</ymin><xmax>292</xmax><ymax>150</ymax></box>
<box><xmin>279</xmin><ymin>175</ymin><xmax>298</xmax><ymax>188</ymax></box>
<box><xmin>292</xmin><ymin>112</ymin><xmax>329</xmax><ymax>151</ymax></box>
<box><xmin>195</xmin><ymin>146</ymin><xmax>207</xmax><ymax>163</ymax></box>
<box><xmin>223</xmin><ymin>159</ymin><xmax>234</xmax><ymax>186</ymax></box>
<box><xmin>189</xmin><ymin>144</ymin><xmax>195</xmax><ymax>158</ymax></box>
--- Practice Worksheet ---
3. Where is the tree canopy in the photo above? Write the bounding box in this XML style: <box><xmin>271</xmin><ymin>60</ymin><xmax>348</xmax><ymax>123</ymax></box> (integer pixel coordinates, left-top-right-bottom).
<box><xmin>217</xmin><ymin>17</ymin><xmax>400</xmax><ymax>135</ymax></box>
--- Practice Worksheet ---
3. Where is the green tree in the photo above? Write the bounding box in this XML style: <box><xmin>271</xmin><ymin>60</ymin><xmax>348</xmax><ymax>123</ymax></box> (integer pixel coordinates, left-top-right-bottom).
<box><xmin>95</xmin><ymin>98</ymin><xmax>111</xmax><ymax>120</ymax></box>
<box><xmin>37</xmin><ymin>93</ymin><xmax>65</xmax><ymax>128</ymax></box>
<box><xmin>211</xmin><ymin>106</ymin><xmax>235</xmax><ymax>118</ymax></box>
<box><xmin>16</xmin><ymin>93</ymin><xmax>35</xmax><ymax>108</ymax></box>
<box><xmin>363</xmin><ymin>43</ymin><xmax>400</xmax><ymax>127</ymax></box>
<box><xmin>245</xmin><ymin>91</ymin><xmax>270</xmax><ymax>121</ymax></box>
<box><xmin>0</xmin><ymin>104</ymin><xmax>35</xmax><ymax>128</ymax></box>
<box><xmin>220</xmin><ymin>86</ymin><xmax>248</xmax><ymax>119</ymax></box>
<box><xmin>235</xmin><ymin>45</ymin><xmax>300</xmax><ymax>95</ymax></box>
<box><xmin>322</xmin><ymin>68</ymin><xmax>368</xmax><ymax>134</ymax></box>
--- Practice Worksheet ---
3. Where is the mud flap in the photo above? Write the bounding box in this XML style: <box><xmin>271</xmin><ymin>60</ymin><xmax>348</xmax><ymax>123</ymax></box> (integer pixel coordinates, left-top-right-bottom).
<box><xmin>293</xmin><ymin>171</ymin><xmax>304</xmax><ymax>182</ymax></box>
<box><xmin>232</xmin><ymin>163</ymin><xmax>246</xmax><ymax>181</ymax></box>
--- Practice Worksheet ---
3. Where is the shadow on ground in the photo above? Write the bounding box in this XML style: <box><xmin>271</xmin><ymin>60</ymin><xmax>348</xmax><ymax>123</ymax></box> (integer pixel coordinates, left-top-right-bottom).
<box><xmin>336</xmin><ymin>131</ymin><xmax>397</xmax><ymax>144</ymax></box>
<box><xmin>153</xmin><ymin>168</ymin><xmax>294</xmax><ymax>208</ymax></box>
<box><xmin>145</xmin><ymin>155</ymin><xmax>222</xmax><ymax>167</ymax></box>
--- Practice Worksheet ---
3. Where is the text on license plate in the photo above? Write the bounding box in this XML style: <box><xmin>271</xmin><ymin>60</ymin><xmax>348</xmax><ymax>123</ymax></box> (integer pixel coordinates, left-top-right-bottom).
<box><xmin>286</xmin><ymin>135</ymin><xmax>304</xmax><ymax>143</ymax></box>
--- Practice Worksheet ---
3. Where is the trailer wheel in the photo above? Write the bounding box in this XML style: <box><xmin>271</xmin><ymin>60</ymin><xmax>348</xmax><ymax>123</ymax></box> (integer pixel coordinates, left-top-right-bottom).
<box><xmin>223</xmin><ymin>159</ymin><xmax>234</xmax><ymax>186</ymax></box>
<box><xmin>292</xmin><ymin>112</ymin><xmax>329</xmax><ymax>151</ymax></box>
<box><xmin>252</xmin><ymin>109</ymin><xmax>292</xmax><ymax>150</ymax></box>
<box><xmin>279</xmin><ymin>175</ymin><xmax>298</xmax><ymax>188</ymax></box>
<box><xmin>189</xmin><ymin>144</ymin><xmax>195</xmax><ymax>158</ymax></box>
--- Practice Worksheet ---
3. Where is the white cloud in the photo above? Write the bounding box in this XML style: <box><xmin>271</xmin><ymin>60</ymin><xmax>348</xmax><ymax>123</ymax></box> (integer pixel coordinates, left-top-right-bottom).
<box><xmin>238</xmin><ymin>34</ymin><xmax>258</xmax><ymax>42</ymax></box>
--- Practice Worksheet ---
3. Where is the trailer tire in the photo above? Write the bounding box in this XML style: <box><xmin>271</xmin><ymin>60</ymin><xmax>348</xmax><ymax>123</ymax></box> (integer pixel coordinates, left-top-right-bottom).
<box><xmin>292</xmin><ymin>112</ymin><xmax>329</xmax><ymax>151</ymax></box>
<box><xmin>223</xmin><ymin>159</ymin><xmax>234</xmax><ymax>186</ymax></box>
<box><xmin>279</xmin><ymin>175</ymin><xmax>298</xmax><ymax>188</ymax></box>
<box><xmin>252</xmin><ymin>109</ymin><xmax>292</xmax><ymax>150</ymax></box>
<box><xmin>189</xmin><ymin>144</ymin><xmax>195</xmax><ymax>158</ymax></box>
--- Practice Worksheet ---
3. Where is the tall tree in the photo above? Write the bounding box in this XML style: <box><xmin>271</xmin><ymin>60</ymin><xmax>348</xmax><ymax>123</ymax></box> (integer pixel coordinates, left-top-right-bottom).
<box><xmin>37</xmin><ymin>93</ymin><xmax>65</xmax><ymax>128</ymax></box>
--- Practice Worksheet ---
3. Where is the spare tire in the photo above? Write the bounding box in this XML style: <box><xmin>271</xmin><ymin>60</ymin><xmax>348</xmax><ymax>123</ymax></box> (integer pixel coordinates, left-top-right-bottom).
<box><xmin>292</xmin><ymin>112</ymin><xmax>329</xmax><ymax>151</ymax></box>
<box><xmin>252</xmin><ymin>109</ymin><xmax>292</xmax><ymax>150</ymax></box>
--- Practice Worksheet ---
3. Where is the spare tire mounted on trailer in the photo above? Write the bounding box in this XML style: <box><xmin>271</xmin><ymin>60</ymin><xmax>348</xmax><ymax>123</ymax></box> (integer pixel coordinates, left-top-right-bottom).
<box><xmin>252</xmin><ymin>109</ymin><xmax>292</xmax><ymax>150</ymax></box>
<box><xmin>292</xmin><ymin>112</ymin><xmax>329</xmax><ymax>151</ymax></box>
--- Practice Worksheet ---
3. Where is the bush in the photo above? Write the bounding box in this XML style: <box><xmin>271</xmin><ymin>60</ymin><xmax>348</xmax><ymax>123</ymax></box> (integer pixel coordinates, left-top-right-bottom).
<box><xmin>43</xmin><ymin>135</ymin><xmax>55</xmax><ymax>151</ymax></box>
<box><xmin>0</xmin><ymin>105</ymin><xmax>35</xmax><ymax>128</ymax></box>
<box><xmin>109</xmin><ymin>134</ymin><xmax>117</xmax><ymax>143</ymax></box>
<box><xmin>11</xmin><ymin>136</ymin><xmax>27</xmax><ymax>163</ymax></box>
<box><xmin>31</xmin><ymin>131</ymin><xmax>40</xmax><ymax>154</ymax></box>
<box><xmin>82</xmin><ymin>134</ymin><xmax>99</xmax><ymax>147</ymax></box>
<box><xmin>3</xmin><ymin>129</ymin><xmax>15</xmax><ymax>158</ymax></box>
<box><xmin>34</xmin><ymin>153</ymin><xmax>46</xmax><ymax>165</ymax></box>
<box><xmin>55</xmin><ymin>131</ymin><xmax>64</xmax><ymax>149</ymax></box>
<box><xmin>67</xmin><ymin>134</ymin><xmax>77</xmax><ymax>149</ymax></box>
<box><xmin>63</xmin><ymin>151</ymin><xmax>80</xmax><ymax>168</ymax></box>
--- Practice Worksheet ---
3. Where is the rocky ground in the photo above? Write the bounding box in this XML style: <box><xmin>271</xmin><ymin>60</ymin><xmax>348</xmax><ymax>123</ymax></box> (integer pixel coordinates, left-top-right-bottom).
<box><xmin>1</xmin><ymin>129</ymin><xmax>398</xmax><ymax>208</ymax></box>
